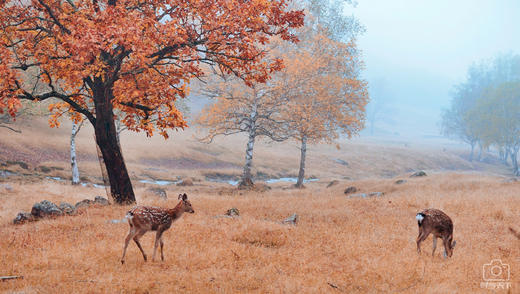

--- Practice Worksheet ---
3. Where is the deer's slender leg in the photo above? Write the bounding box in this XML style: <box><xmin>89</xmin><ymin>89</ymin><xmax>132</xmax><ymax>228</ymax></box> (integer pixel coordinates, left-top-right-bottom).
<box><xmin>442</xmin><ymin>237</ymin><xmax>451</xmax><ymax>259</ymax></box>
<box><xmin>432</xmin><ymin>237</ymin><xmax>437</xmax><ymax>257</ymax></box>
<box><xmin>121</xmin><ymin>228</ymin><xmax>137</xmax><ymax>264</ymax></box>
<box><xmin>152</xmin><ymin>230</ymin><xmax>164</xmax><ymax>261</ymax></box>
<box><xmin>133</xmin><ymin>230</ymin><xmax>148</xmax><ymax>262</ymax></box>
<box><xmin>160</xmin><ymin>238</ymin><xmax>165</xmax><ymax>261</ymax></box>
<box><xmin>416</xmin><ymin>228</ymin><xmax>431</xmax><ymax>254</ymax></box>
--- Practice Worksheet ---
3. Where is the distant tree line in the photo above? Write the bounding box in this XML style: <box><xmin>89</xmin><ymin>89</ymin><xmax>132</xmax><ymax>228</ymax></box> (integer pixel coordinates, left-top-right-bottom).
<box><xmin>441</xmin><ymin>54</ymin><xmax>520</xmax><ymax>175</ymax></box>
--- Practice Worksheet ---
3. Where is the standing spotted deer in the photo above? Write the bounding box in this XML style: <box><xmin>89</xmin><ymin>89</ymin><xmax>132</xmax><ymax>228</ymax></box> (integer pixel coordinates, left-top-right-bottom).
<box><xmin>121</xmin><ymin>193</ymin><xmax>195</xmax><ymax>264</ymax></box>
<box><xmin>416</xmin><ymin>208</ymin><xmax>456</xmax><ymax>258</ymax></box>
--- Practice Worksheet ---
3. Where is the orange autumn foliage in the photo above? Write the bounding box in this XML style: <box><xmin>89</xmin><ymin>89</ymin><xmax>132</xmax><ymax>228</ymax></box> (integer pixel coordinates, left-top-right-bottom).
<box><xmin>277</xmin><ymin>28</ymin><xmax>368</xmax><ymax>144</ymax></box>
<box><xmin>0</xmin><ymin>0</ymin><xmax>304</xmax><ymax>136</ymax></box>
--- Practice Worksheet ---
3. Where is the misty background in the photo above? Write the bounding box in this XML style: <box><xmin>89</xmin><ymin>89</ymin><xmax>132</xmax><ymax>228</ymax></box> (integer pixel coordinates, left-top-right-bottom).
<box><xmin>185</xmin><ymin>0</ymin><xmax>520</xmax><ymax>143</ymax></box>
<box><xmin>352</xmin><ymin>0</ymin><xmax>520</xmax><ymax>139</ymax></box>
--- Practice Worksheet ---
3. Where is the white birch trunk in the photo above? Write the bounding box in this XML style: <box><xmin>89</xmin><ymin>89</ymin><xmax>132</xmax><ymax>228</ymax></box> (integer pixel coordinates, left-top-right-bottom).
<box><xmin>295</xmin><ymin>136</ymin><xmax>307</xmax><ymax>188</ymax></box>
<box><xmin>239</xmin><ymin>103</ymin><xmax>257</xmax><ymax>188</ymax></box>
<box><xmin>70</xmin><ymin>121</ymin><xmax>82</xmax><ymax>185</ymax></box>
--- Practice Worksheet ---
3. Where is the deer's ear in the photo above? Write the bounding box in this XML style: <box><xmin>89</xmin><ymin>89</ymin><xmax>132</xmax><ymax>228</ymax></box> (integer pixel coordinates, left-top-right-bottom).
<box><xmin>178</xmin><ymin>194</ymin><xmax>183</xmax><ymax>200</ymax></box>
<box><xmin>182</xmin><ymin>193</ymin><xmax>188</xmax><ymax>201</ymax></box>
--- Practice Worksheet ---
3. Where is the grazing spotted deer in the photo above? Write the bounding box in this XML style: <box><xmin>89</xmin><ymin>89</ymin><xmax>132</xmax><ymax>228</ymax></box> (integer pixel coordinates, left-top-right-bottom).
<box><xmin>416</xmin><ymin>208</ymin><xmax>456</xmax><ymax>258</ymax></box>
<box><xmin>121</xmin><ymin>193</ymin><xmax>195</xmax><ymax>264</ymax></box>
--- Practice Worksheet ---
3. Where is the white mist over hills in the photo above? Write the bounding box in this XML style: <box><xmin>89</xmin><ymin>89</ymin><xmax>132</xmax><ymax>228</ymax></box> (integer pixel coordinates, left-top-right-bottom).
<box><xmin>354</xmin><ymin>0</ymin><xmax>520</xmax><ymax>138</ymax></box>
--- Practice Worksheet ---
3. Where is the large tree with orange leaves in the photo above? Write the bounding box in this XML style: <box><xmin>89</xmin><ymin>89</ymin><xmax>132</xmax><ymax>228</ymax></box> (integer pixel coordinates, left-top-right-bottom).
<box><xmin>0</xmin><ymin>0</ymin><xmax>303</xmax><ymax>203</ymax></box>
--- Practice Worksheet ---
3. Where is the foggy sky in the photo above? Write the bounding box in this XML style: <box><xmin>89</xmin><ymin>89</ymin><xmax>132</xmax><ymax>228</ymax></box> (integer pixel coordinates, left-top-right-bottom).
<box><xmin>352</xmin><ymin>0</ymin><xmax>520</xmax><ymax>138</ymax></box>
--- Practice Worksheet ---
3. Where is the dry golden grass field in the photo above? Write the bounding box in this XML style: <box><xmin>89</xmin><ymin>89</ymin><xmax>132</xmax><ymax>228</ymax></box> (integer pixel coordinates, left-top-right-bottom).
<box><xmin>0</xmin><ymin>119</ymin><xmax>519</xmax><ymax>293</ymax></box>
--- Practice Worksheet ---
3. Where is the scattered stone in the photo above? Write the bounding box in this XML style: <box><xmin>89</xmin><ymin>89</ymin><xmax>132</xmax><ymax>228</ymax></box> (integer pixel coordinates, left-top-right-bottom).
<box><xmin>94</xmin><ymin>196</ymin><xmax>109</xmax><ymax>206</ymax></box>
<box><xmin>344</xmin><ymin>186</ymin><xmax>358</xmax><ymax>194</ymax></box>
<box><xmin>334</xmin><ymin>159</ymin><xmax>349</xmax><ymax>166</ymax></box>
<box><xmin>7</xmin><ymin>161</ymin><xmax>29</xmax><ymax>170</ymax></box>
<box><xmin>327</xmin><ymin>180</ymin><xmax>339</xmax><ymax>188</ymax></box>
<box><xmin>368</xmin><ymin>192</ymin><xmax>384</xmax><ymax>197</ymax></box>
<box><xmin>282</xmin><ymin>213</ymin><xmax>298</xmax><ymax>225</ymax></box>
<box><xmin>410</xmin><ymin>171</ymin><xmax>427</xmax><ymax>178</ymax></box>
<box><xmin>31</xmin><ymin>200</ymin><xmax>63</xmax><ymax>218</ymax></box>
<box><xmin>13</xmin><ymin>212</ymin><xmax>35</xmax><ymax>224</ymax></box>
<box><xmin>146</xmin><ymin>187</ymin><xmax>167</xmax><ymax>199</ymax></box>
<box><xmin>395</xmin><ymin>179</ymin><xmax>407</xmax><ymax>185</ymax></box>
<box><xmin>502</xmin><ymin>177</ymin><xmax>519</xmax><ymax>183</ymax></box>
<box><xmin>177</xmin><ymin>178</ymin><xmax>194</xmax><ymax>186</ymax></box>
<box><xmin>225</xmin><ymin>208</ymin><xmax>240</xmax><ymax>217</ymax></box>
<box><xmin>36</xmin><ymin>166</ymin><xmax>52</xmax><ymax>173</ymax></box>
<box><xmin>75</xmin><ymin>199</ymin><xmax>93</xmax><ymax>209</ymax></box>
<box><xmin>59</xmin><ymin>202</ymin><xmax>76</xmax><ymax>215</ymax></box>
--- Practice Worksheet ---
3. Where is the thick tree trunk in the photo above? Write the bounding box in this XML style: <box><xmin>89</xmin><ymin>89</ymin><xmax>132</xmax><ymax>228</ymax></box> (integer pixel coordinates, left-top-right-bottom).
<box><xmin>70</xmin><ymin>121</ymin><xmax>82</xmax><ymax>185</ymax></box>
<box><xmin>295</xmin><ymin>136</ymin><xmax>307</xmax><ymax>188</ymax></box>
<box><xmin>239</xmin><ymin>128</ymin><xmax>256</xmax><ymax>189</ymax></box>
<box><xmin>93</xmin><ymin>84</ymin><xmax>136</xmax><ymax>204</ymax></box>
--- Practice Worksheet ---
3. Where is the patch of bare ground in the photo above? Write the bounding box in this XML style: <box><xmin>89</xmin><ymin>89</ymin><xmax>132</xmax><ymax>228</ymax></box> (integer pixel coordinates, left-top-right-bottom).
<box><xmin>0</xmin><ymin>173</ymin><xmax>518</xmax><ymax>293</ymax></box>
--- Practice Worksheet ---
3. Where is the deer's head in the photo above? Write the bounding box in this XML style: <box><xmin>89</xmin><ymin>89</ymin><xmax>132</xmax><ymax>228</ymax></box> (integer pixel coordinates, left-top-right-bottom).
<box><xmin>178</xmin><ymin>193</ymin><xmax>195</xmax><ymax>213</ymax></box>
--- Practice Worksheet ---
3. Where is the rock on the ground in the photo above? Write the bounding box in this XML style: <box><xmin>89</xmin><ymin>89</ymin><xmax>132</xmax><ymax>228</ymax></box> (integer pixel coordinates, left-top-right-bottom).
<box><xmin>334</xmin><ymin>159</ymin><xmax>349</xmax><ymax>166</ymax></box>
<box><xmin>146</xmin><ymin>187</ymin><xmax>167</xmax><ymax>199</ymax></box>
<box><xmin>94</xmin><ymin>196</ymin><xmax>109</xmax><ymax>206</ymax></box>
<box><xmin>327</xmin><ymin>180</ymin><xmax>339</xmax><ymax>188</ymax></box>
<box><xmin>282</xmin><ymin>213</ymin><xmax>298</xmax><ymax>225</ymax></box>
<box><xmin>13</xmin><ymin>212</ymin><xmax>35</xmax><ymax>224</ymax></box>
<box><xmin>177</xmin><ymin>178</ymin><xmax>194</xmax><ymax>186</ymax></box>
<box><xmin>59</xmin><ymin>202</ymin><xmax>76</xmax><ymax>215</ymax></box>
<box><xmin>31</xmin><ymin>200</ymin><xmax>63</xmax><ymax>218</ymax></box>
<box><xmin>410</xmin><ymin>171</ymin><xmax>427</xmax><ymax>177</ymax></box>
<box><xmin>225</xmin><ymin>208</ymin><xmax>240</xmax><ymax>217</ymax></box>
<box><xmin>75</xmin><ymin>199</ymin><xmax>93</xmax><ymax>209</ymax></box>
<box><xmin>395</xmin><ymin>179</ymin><xmax>407</xmax><ymax>185</ymax></box>
<box><xmin>368</xmin><ymin>192</ymin><xmax>384</xmax><ymax>197</ymax></box>
<box><xmin>344</xmin><ymin>186</ymin><xmax>358</xmax><ymax>194</ymax></box>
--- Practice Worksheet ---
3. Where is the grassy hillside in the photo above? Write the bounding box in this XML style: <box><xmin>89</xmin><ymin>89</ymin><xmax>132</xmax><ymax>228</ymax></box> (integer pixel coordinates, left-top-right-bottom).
<box><xmin>0</xmin><ymin>117</ymin><xmax>511</xmax><ymax>185</ymax></box>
